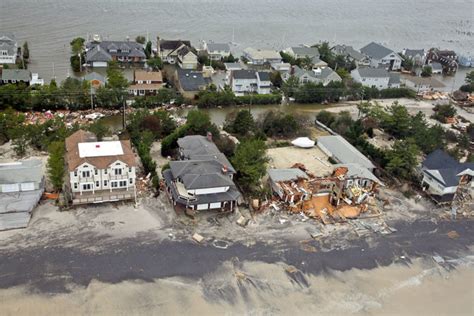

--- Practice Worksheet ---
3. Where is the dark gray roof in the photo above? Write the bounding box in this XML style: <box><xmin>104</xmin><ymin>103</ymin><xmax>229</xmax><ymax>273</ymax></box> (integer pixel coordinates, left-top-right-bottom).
<box><xmin>332</xmin><ymin>45</ymin><xmax>365</xmax><ymax>61</ymax></box>
<box><xmin>177</xmin><ymin>69</ymin><xmax>210</xmax><ymax>91</ymax></box>
<box><xmin>257</xmin><ymin>71</ymin><xmax>271</xmax><ymax>81</ymax></box>
<box><xmin>169</xmin><ymin>160</ymin><xmax>234</xmax><ymax>189</ymax></box>
<box><xmin>317</xmin><ymin>135</ymin><xmax>375</xmax><ymax>169</ymax></box>
<box><xmin>159</xmin><ymin>40</ymin><xmax>191</xmax><ymax>51</ymax></box>
<box><xmin>355</xmin><ymin>67</ymin><xmax>390</xmax><ymax>78</ymax></box>
<box><xmin>360</xmin><ymin>42</ymin><xmax>395</xmax><ymax>59</ymax></box>
<box><xmin>86</xmin><ymin>45</ymin><xmax>112</xmax><ymax>62</ymax></box>
<box><xmin>232</xmin><ymin>69</ymin><xmax>256</xmax><ymax>80</ymax></box>
<box><xmin>0</xmin><ymin>33</ymin><xmax>16</xmax><ymax>56</ymax></box>
<box><xmin>422</xmin><ymin>149</ymin><xmax>474</xmax><ymax>187</ymax></box>
<box><xmin>268</xmin><ymin>168</ymin><xmax>308</xmax><ymax>183</ymax></box>
<box><xmin>207</xmin><ymin>43</ymin><xmax>230</xmax><ymax>53</ymax></box>
<box><xmin>177</xmin><ymin>45</ymin><xmax>196</xmax><ymax>57</ymax></box>
<box><xmin>1</xmin><ymin>69</ymin><xmax>31</xmax><ymax>82</ymax></box>
<box><xmin>0</xmin><ymin>160</ymin><xmax>44</xmax><ymax>185</ymax></box>
<box><xmin>163</xmin><ymin>169</ymin><xmax>240</xmax><ymax>205</ymax></box>
<box><xmin>87</xmin><ymin>41</ymin><xmax>145</xmax><ymax>59</ymax></box>
<box><xmin>178</xmin><ymin>135</ymin><xmax>235</xmax><ymax>173</ymax></box>
<box><xmin>388</xmin><ymin>73</ymin><xmax>400</xmax><ymax>85</ymax></box>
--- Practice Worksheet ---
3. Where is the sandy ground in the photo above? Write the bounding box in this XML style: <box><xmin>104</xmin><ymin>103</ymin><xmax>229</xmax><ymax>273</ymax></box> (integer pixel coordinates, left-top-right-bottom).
<box><xmin>267</xmin><ymin>146</ymin><xmax>333</xmax><ymax>176</ymax></box>
<box><xmin>0</xmin><ymin>258</ymin><xmax>472</xmax><ymax>316</ymax></box>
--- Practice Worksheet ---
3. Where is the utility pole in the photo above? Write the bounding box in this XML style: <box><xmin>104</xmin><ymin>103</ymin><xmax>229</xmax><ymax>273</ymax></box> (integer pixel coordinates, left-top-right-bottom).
<box><xmin>90</xmin><ymin>85</ymin><xmax>94</xmax><ymax>110</ymax></box>
<box><xmin>122</xmin><ymin>93</ymin><xmax>126</xmax><ymax>130</ymax></box>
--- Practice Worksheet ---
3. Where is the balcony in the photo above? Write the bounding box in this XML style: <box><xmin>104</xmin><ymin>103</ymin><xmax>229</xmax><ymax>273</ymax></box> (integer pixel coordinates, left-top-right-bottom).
<box><xmin>109</xmin><ymin>174</ymin><xmax>129</xmax><ymax>180</ymax></box>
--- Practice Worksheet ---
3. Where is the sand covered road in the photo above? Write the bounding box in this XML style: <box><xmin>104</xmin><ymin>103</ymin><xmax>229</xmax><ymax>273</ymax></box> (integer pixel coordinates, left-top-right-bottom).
<box><xmin>0</xmin><ymin>258</ymin><xmax>473</xmax><ymax>315</ymax></box>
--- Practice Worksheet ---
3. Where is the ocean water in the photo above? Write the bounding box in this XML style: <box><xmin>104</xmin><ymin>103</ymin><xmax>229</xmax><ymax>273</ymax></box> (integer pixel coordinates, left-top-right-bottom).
<box><xmin>1</xmin><ymin>0</ymin><xmax>473</xmax><ymax>82</ymax></box>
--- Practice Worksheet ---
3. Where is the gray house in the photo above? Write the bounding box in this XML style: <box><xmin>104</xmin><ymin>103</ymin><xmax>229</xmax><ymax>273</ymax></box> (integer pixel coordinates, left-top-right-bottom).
<box><xmin>331</xmin><ymin>44</ymin><xmax>368</xmax><ymax>65</ymax></box>
<box><xmin>0</xmin><ymin>33</ymin><xmax>17</xmax><ymax>64</ymax></box>
<box><xmin>317</xmin><ymin>135</ymin><xmax>375</xmax><ymax>171</ymax></box>
<box><xmin>0</xmin><ymin>160</ymin><xmax>45</xmax><ymax>231</ymax></box>
<box><xmin>163</xmin><ymin>134</ymin><xmax>241</xmax><ymax>212</ymax></box>
<box><xmin>205</xmin><ymin>42</ymin><xmax>231</xmax><ymax>60</ymax></box>
<box><xmin>175</xmin><ymin>69</ymin><xmax>211</xmax><ymax>99</ymax></box>
<box><xmin>283</xmin><ymin>65</ymin><xmax>342</xmax><ymax>86</ymax></box>
<box><xmin>86</xmin><ymin>40</ymin><xmax>146</xmax><ymax>67</ymax></box>
<box><xmin>1</xmin><ymin>69</ymin><xmax>31</xmax><ymax>85</ymax></box>
<box><xmin>360</xmin><ymin>42</ymin><xmax>402</xmax><ymax>71</ymax></box>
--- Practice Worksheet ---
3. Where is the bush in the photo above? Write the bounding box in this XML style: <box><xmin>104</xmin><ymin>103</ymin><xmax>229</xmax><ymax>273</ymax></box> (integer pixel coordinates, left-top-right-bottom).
<box><xmin>379</xmin><ymin>88</ymin><xmax>416</xmax><ymax>99</ymax></box>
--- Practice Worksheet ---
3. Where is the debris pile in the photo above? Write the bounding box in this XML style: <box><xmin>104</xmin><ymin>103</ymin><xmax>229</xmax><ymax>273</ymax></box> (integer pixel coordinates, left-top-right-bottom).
<box><xmin>267</xmin><ymin>164</ymin><xmax>382</xmax><ymax>225</ymax></box>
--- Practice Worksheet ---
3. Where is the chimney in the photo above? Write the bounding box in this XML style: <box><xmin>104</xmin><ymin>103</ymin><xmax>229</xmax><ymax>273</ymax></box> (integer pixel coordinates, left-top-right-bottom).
<box><xmin>222</xmin><ymin>165</ymin><xmax>228</xmax><ymax>174</ymax></box>
<box><xmin>206</xmin><ymin>132</ymin><xmax>213</xmax><ymax>142</ymax></box>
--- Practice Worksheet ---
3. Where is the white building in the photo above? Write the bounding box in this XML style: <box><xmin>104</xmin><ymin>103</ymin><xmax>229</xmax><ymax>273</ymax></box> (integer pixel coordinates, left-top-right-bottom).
<box><xmin>230</xmin><ymin>70</ymin><xmax>272</xmax><ymax>96</ymax></box>
<box><xmin>421</xmin><ymin>149</ymin><xmax>474</xmax><ymax>203</ymax></box>
<box><xmin>65</xmin><ymin>130</ymin><xmax>137</xmax><ymax>205</ymax></box>
<box><xmin>0</xmin><ymin>33</ymin><xmax>17</xmax><ymax>64</ymax></box>
<box><xmin>283</xmin><ymin>65</ymin><xmax>342</xmax><ymax>86</ymax></box>
<box><xmin>177</xmin><ymin>46</ymin><xmax>198</xmax><ymax>70</ymax></box>
<box><xmin>243</xmin><ymin>47</ymin><xmax>282</xmax><ymax>65</ymax></box>
<box><xmin>360</xmin><ymin>42</ymin><xmax>402</xmax><ymax>71</ymax></box>
<box><xmin>204</xmin><ymin>42</ymin><xmax>231</xmax><ymax>60</ymax></box>
<box><xmin>351</xmin><ymin>67</ymin><xmax>400</xmax><ymax>90</ymax></box>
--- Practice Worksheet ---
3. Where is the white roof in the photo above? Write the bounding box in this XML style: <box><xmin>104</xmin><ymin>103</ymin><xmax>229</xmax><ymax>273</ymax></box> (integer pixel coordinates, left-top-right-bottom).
<box><xmin>78</xmin><ymin>141</ymin><xmax>124</xmax><ymax>158</ymax></box>
<box><xmin>244</xmin><ymin>48</ymin><xmax>281</xmax><ymax>60</ymax></box>
<box><xmin>291</xmin><ymin>137</ymin><xmax>315</xmax><ymax>148</ymax></box>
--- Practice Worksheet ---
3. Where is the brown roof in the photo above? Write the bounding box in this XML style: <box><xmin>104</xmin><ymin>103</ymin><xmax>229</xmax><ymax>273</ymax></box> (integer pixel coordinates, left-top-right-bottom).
<box><xmin>134</xmin><ymin>70</ymin><xmax>163</xmax><ymax>83</ymax></box>
<box><xmin>65</xmin><ymin>130</ymin><xmax>137</xmax><ymax>171</ymax></box>
<box><xmin>129</xmin><ymin>83</ymin><xmax>163</xmax><ymax>91</ymax></box>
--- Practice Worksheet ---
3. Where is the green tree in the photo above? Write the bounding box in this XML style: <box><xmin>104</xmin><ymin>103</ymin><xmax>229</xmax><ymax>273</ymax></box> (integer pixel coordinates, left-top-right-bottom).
<box><xmin>432</xmin><ymin>103</ymin><xmax>457</xmax><ymax>123</ymax></box>
<box><xmin>381</xmin><ymin>102</ymin><xmax>412</xmax><ymax>138</ymax></box>
<box><xmin>70</xmin><ymin>37</ymin><xmax>85</xmax><ymax>72</ymax></box>
<box><xmin>466</xmin><ymin>71</ymin><xmax>474</xmax><ymax>84</ymax></box>
<box><xmin>270</xmin><ymin>71</ymin><xmax>283</xmax><ymax>88</ymax></box>
<box><xmin>88</xmin><ymin>120</ymin><xmax>110</xmax><ymax>141</ymax></box>
<box><xmin>145</xmin><ymin>41</ymin><xmax>152</xmax><ymax>59</ymax></box>
<box><xmin>11</xmin><ymin>127</ymin><xmax>28</xmax><ymax>157</ymax></box>
<box><xmin>47</xmin><ymin>141</ymin><xmax>65</xmax><ymax>192</ymax></box>
<box><xmin>316</xmin><ymin>110</ymin><xmax>336</xmax><ymax>127</ymax></box>
<box><xmin>0</xmin><ymin>108</ymin><xmax>25</xmax><ymax>143</ymax></box>
<box><xmin>225</xmin><ymin>109</ymin><xmax>255</xmax><ymax>137</ymax></box>
<box><xmin>106</xmin><ymin>61</ymin><xmax>129</xmax><ymax>105</ymax></box>
<box><xmin>421</xmin><ymin>65</ymin><xmax>432</xmax><ymax>77</ymax></box>
<box><xmin>147</xmin><ymin>56</ymin><xmax>163</xmax><ymax>70</ymax></box>
<box><xmin>386</xmin><ymin>139</ymin><xmax>419</xmax><ymax>179</ymax></box>
<box><xmin>231</xmin><ymin>139</ymin><xmax>268</xmax><ymax>191</ymax></box>
<box><xmin>135</xmin><ymin>35</ymin><xmax>146</xmax><ymax>44</ymax></box>
<box><xmin>282</xmin><ymin>75</ymin><xmax>299</xmax><ymax>98</ymax></box>
<box><xmin>314</xmin><ymin>42</ymin><xmax>334</xmax><ymax>64</ymax></box>
<box><xmin>22</xmin><ymin>41</ymin><xmax>30</xmax><ymax>61</ymax></box>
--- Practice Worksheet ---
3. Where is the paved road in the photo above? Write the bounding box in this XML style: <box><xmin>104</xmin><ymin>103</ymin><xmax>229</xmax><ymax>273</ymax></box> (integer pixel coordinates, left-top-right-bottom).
<box><xmin>0</xmin><ymin>219</ymin><xmax>472</xmax><ymax>294</ymax></box>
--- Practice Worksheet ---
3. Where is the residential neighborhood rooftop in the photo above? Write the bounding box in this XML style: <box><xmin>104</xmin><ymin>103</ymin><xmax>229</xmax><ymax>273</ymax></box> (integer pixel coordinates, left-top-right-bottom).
<box><xmin>360</xmin><ymin>42</ymin><xmax>396</xmax><ymax>59</ymax></box>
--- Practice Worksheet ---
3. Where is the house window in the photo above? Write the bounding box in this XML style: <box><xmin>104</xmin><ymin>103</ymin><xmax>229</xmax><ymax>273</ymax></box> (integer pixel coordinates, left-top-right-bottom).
<box><xmin>104</xmin><ymin>169</ymin><xmax>108</xmax><ymax>174</ymax></box>
<box><xmin>129</xmin><ymin>178</ymin><xmax>133</xmax><ymax>184</ymax></box>
<box><xmin>74</xmin><ymin>171</ymin><xmax>78</xmax><ymax>177</ymax></box>
<box><xmin>94</xmin><ymin>169</ymin><xmax>98</xmax><ymax>175</ymax></box>
<box><xmin>82</xmin><ymin>183</ymin><xmax>92</xmax><ymax>190</ymax></box>
<box><xmin>82</xmin><ymin>171</ymin><xmax>90</xmax><ymax>178</ymax></box>
<box><xmin>119</xmin><ymin>180</ymin><xmax>127</xmax><ymax>187</ymax></box>
<box><xmin>74</xmin><ymin>183</ymin><xmax>78</xmax><ymax>189</ymax></box>
<box><xmin>128</xmin><ymin>167</ymin><xmax>132</xmax><ymax>172</ymax></box>
<box><xmin>96</xmin><ymin>181</ymin><xmax>100</xmax><ymax>187</ymax></box>
<box><xmin>115</xmin><ymin>168</ymin><xmax>122</xmax><ymax>175</ymax></box>
<box><xmin>104</xmin><ymin>180</ymin><xmax>108</xmax><ymax>186</ymax></box>
<box><xmin>111</xmin><ymin>182</ymin><xmax>118</xmax><ymax>188</ymax></box>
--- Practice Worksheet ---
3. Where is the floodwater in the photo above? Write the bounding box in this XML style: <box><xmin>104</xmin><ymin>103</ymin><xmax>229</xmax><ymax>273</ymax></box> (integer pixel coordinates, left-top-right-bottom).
<box><xmin>1</xmin><ymin>0</ymin><xmax>473</xmax><ymax>83</ymax></box>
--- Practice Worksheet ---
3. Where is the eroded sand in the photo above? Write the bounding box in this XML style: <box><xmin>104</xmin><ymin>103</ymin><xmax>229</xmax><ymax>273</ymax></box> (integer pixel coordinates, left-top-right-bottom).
<box><xmin>1</xmin><ymin>258</ymin><xmax>473</xmax><ymax>316</ymax></box>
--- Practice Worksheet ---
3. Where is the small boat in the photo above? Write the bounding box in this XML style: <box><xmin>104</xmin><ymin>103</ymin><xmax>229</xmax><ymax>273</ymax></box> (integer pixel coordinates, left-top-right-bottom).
<box><xmin>291</xmin><ymin>137</ymin><xmax>315</xmax><ymax>148</ymax></box>
<box><xmin>92</xmin><ymin>34</ymin><xmax>101</xmax><ymax>43</ymax></box>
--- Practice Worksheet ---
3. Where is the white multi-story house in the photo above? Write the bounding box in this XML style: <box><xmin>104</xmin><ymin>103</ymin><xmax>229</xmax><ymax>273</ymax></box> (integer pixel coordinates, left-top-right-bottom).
<box><xmin>230</xmin><ymin>70</ymin><xmax>272</xmax><ymax>96</ymax></box>
<box><xmin>0</xmin><ymin>33</ymin><xmax>17</xmax><ymax>64</ymax></box>
<box><xmin>163</xmin><ymin>134</ymin><xmax>241</xmax><ymax>212</ymax></box>
<box><xmin>360</xmin><ymin>42</ymin><xmax>402</xmax><ymax>71</ymax></box>
<box><xmin>65</xmin><ymin>130</ymin><xmax>137</xmax><ymax>205</ymax></box>
<box><xmin>351</xmin><ymin>67</ymin><xmax>400</xmax><ymax>89</ymax></box>
<box><xmin>243</xmin><ymin>47</ymin><xmax>282</xmax><ymax>65</ymax></box>
<box><xmin>421</xmin><ymin>149</ymin><xmax>474</xmax><ymax>204</ymax></box>
<box><xmin>204</xmin><ymin>42</ymin><xmax>231</xmax><ymax>60</ymax></box>
<box><xmin>283</xmin><ymin>66</ymin><xmax>342</xmax><ymax>86</ymax></box>
<box><xmin>177</xmin><ymin>46</ymin><xmax>198</xmax><ymax>70</ymax></box>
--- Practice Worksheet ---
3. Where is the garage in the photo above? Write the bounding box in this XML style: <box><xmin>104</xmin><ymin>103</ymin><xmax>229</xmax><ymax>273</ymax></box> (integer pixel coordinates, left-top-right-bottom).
<box><xmin>20</xmin><ymin>182</ymin><xmax>35</xmax><ymax>191</ymax></box>
<box><xmin>209</xmin><ymin>202</ymin><xmax>222</xmax><ymax>209</ymax></box>
<box><xmin>1</xmin><ymin>183</ymin><xmax>19</xmax><ymax>193</ymax></box>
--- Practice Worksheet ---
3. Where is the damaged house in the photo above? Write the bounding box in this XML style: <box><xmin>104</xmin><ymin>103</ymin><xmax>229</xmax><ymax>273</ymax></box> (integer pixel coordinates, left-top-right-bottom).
<box><xmin>268</xmin><ymin>163</ymin><xmax>382</xmax><ymax>224</ymax></box>
<box><xmin>163</xmin><ymin>134</ymin><xmax>241</xmax><ymax>212</ymax></box>
<box><xmin>0</xmin><ymin>160</ymin><xmax>44</xmax><ymax>231</ymax></box>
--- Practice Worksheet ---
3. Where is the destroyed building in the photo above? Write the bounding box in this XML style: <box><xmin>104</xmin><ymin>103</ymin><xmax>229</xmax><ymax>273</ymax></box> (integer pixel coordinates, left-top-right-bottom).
<box><xmin>267</xmin><ymin>163</ymin><xmax>382</xmax><ymax>224</ymax></box>
<box><xmin>0</xmin><ymin>160</ymin><xmax>44</xmax><ymax>231</ymax></box>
